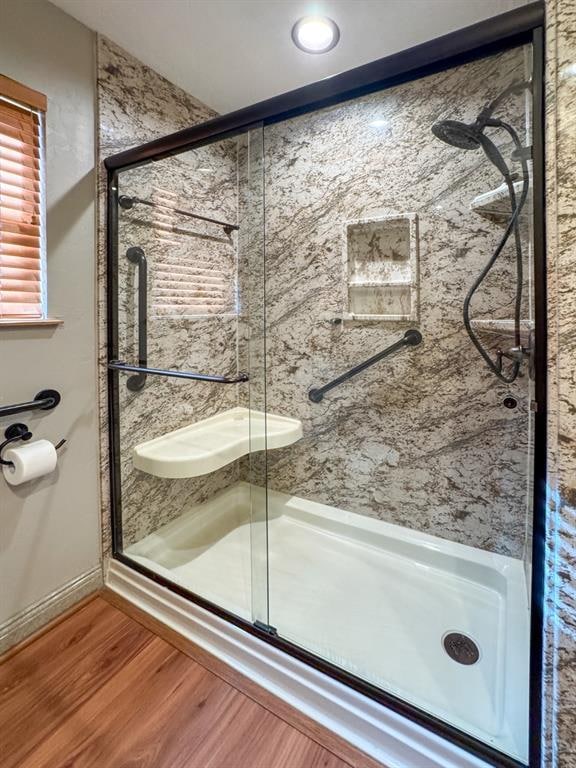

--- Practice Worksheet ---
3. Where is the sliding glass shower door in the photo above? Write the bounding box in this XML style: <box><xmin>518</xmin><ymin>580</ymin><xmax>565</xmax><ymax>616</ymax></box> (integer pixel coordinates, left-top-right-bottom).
<box><xmin>261</xmin><ymin>43</ymin><xmax>535</xmax><ymax>764</ymax></box>
<box><xmin>112</xmin><ymin>125</ymin><xmax>270</xmax><ymax>627</ymax></box>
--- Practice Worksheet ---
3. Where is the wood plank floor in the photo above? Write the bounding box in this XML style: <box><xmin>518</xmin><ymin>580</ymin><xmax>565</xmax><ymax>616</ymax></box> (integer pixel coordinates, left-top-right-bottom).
<box><xmin>0</xmin><ymin>596</ymin><xmax>359</xmax><ymax>768</ymax></box>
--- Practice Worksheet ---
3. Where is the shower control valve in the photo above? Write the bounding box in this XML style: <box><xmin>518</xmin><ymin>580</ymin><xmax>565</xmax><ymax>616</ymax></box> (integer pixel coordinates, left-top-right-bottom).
<box><xmin>499</xmin><ymin>345</ymin><xmax>527</xmax><ymax>363</ymax></box>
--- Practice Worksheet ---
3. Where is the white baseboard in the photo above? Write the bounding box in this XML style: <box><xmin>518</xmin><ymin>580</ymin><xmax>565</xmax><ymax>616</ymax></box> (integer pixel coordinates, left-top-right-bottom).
<box><xmin>0</xmin><ymin>565</ymin><xmax>102</xmax><ymax>654</ymax></box>
<box><xmin>106</xmin><ymin>559</ymin><xmax>490</xmax><ymax>768</ymax></box>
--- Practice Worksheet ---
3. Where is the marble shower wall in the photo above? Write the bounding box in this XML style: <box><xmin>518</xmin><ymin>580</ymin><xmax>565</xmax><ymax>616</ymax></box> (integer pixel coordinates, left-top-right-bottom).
<box><xmin>99</xmin><ymin>37</ymin><xmax>536</xmax><ymax>560</ymax></box>
<box><xmin>116</xmin><ymin>141</ymin><xmax>242</xmax><ymax>546</ymax></box>
<box><xmin>543</xmin><ymin>1</ymin><xmax>576</xmax><ymax>766</ymax></box>
<box><xmin>98</xmin><ymin>37</ymin><xmax>244</xmax><ymax>548</ymax></box>
<box><xmin>259</xmin><ymin>46</ymin><xmax>534</xmax><ymax>558</ymax></box>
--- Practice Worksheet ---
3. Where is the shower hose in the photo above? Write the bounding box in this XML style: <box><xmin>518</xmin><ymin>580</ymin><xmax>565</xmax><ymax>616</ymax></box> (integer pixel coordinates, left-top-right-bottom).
<box><xmin>463</xmin><ymin>121</ymin><xmax>530</xmax><ymax>383</ymax></box>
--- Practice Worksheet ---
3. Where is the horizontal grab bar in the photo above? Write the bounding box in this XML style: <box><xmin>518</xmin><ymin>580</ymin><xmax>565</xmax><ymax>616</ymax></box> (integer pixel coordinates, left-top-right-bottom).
<box><xmin>118</xmin><ymin>196</ymin><xmax>239</xmax><ymax>235</ymax></box>
<box><xmin>0</xmin><ymin>389</ymin><xmax>61</xmax><ymax>418</ymax></box>
<box><xmin>308</xmin><ymin>329</ymin><xmax>423</xmax><ymax>403</ymax></box>
<box><xmin>108</xmin><ymin>361</ymin><xmax>249</xmax><ymax>384</ymax></box>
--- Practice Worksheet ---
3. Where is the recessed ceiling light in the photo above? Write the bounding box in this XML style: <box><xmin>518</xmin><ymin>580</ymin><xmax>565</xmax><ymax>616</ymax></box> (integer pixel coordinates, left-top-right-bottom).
<box><xmin>291</xmin><ymin>16</ymin><xmax>340</xmax><ymax>54</ymax></box>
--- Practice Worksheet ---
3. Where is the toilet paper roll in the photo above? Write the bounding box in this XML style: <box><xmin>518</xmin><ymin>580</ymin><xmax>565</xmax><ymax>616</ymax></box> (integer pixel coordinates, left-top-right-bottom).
<box><xmin>2</xmin><ymin>439</ymin><xmax>58</xmax><ymax>486</ymax></box>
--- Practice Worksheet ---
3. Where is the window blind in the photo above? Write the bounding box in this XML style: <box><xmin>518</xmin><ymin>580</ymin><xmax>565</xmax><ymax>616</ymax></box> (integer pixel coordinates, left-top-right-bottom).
<box><xmin>0</xmin><ymin>75</ymin><xmax>46</xmax><ymax>320</ymax></box>
<box><xmin>150</xmin><ymin>189</ymin><xmax>234</xmax><ymax>317</ymax></box>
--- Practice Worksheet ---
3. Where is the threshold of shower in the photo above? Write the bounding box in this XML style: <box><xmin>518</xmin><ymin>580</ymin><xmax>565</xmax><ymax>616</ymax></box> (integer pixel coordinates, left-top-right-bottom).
<box><xmin>123</xmin><ymin>483</ymin><xmax>529</xmax><ymax>763</ymax></box>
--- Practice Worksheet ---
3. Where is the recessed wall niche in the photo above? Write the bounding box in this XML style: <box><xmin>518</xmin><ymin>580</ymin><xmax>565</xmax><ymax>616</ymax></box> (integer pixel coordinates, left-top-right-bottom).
<box><xmin>343</xmin><ymin>213</ymin><xmax>419</xmax><ymax>321</ymax></box>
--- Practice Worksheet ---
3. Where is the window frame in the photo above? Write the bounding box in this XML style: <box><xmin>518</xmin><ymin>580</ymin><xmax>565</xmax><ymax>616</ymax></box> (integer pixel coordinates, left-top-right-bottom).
<box><xmin>0</xmin><ymin>74</ymin><xmax>55</xmax><ymax>327</ymax></box>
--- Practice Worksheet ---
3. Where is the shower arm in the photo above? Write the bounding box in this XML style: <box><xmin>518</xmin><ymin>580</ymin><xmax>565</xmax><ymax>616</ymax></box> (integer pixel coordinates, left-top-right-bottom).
<box><xmin>477</xmin><ymin>80</ymin><xmax>532</xmax><ymax>127</ymax></box>
<box><xmin>308</xmin><ymin>329</ymin><xmax>422</xmax><ymax>403</ymax></box>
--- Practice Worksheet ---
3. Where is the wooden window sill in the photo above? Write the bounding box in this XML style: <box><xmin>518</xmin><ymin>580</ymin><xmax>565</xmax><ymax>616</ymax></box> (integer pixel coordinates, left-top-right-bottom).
<box><xmin>0</xmin><ymin>318</ymin><xmax>63</xmax><ymax>328</ymax></box>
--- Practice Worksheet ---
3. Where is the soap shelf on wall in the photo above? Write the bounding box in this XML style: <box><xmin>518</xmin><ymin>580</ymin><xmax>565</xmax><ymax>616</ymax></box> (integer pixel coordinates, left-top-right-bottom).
<box><xmin>342</xmin><ymin>213</ymin><xmax>419</xmax><ymax>321</ymax></box>
<box><xmin>470</xmin><ymin>180</ymin><xmax>530</xmax><ymax>225</ymax></box>
<box><xmin>469</xmin><ymin>318</ymin><xmax>534</xmax><ymax>344</ymax></box>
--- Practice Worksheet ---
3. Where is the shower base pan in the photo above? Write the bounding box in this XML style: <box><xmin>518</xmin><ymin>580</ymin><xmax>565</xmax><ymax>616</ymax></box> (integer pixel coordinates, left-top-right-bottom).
<box><xmin>126</xmin><ymin>482</ymin><xmax>529</xmax><ymax>762</ymax></box>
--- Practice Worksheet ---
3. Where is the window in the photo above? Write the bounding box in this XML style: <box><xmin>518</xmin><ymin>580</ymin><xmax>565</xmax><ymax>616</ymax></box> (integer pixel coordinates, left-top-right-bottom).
<box><xmin>0</xmin><ymin>74</ymin><xmax>46</xmax><ymax>322</ymax></box>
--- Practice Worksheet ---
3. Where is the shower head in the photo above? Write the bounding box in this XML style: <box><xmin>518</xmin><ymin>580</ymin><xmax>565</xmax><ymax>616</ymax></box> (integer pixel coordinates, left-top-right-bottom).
<box><xmin>432</xmin><ymin>80</ymin><xmax>531</xmax><ymax>152</ymax></box>
<box><xmin>431</xmin><ymin>118</ymin><xmax>511</xmax><ymax>177</ymax></box>
<box><xmin>430</xmin><ymin>81</ymin><xmax>532</xmax><ymax>385</ymax></box>
<box><xmin>431</xmin><ymin>80</ymin><xmax>532</xmax><ymax>171</ymax></box>
<box><xmin>430</xmin><ymin>120</ymin><xmax>483</xmax><ymax>151</ymax></box>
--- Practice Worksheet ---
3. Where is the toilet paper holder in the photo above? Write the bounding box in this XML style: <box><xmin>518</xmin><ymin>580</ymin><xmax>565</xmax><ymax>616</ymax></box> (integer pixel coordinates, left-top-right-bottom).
<box><xmin>0</xmin><ymin>423</ymin><xmax>66</xmax><ymax>467</ymax></box>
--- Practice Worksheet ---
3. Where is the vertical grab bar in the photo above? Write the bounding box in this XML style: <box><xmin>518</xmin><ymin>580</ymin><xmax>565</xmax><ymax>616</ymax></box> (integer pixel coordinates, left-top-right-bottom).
<box><xmin>126</xmin><ymin>246</ymin><xmax>147</xmax><ymax>391</ymax></box>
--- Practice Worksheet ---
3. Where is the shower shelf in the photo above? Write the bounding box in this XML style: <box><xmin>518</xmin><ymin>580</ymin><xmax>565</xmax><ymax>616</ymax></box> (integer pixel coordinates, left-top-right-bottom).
<box><xmin>348</xmin><ymin>279</ymin><xmax>412</xmax><ymax>288</ymax></box>
<box><xmin>343</xmin><ymin>213</ymin><xmax>419</xmax><ymax>322</ymax></box>
<box><xmin>470</xmin><ymin>180</ymin><xmax>529</xmax><ymax>224</ymax></box>
<box><xmin>132</xmin><ymin>407</ymin><xmax>303</xmax><ymax>479</ymax></box>
<box><xmin>469</xmin><ymin>318</ymin><xmax>533</xmax><ymax>342</ymax></box>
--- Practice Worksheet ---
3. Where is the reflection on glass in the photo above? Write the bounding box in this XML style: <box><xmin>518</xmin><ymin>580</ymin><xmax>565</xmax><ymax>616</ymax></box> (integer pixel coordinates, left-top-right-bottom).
<box><xmin>116</xmin><ymin>129</ymin><xmax>266</xmax><ymax>621</ymax></box>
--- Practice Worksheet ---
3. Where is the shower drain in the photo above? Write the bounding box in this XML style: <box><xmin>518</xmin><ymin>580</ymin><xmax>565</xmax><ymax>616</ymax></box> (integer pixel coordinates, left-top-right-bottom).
<box><xmin>442</xmin><ymin>632</ymin><xmax>480</xmax><ymax>665</ymax></box>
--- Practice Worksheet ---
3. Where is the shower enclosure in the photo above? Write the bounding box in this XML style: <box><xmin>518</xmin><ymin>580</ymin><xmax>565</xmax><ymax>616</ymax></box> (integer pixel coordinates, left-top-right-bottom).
<box><xmin>105</xmin><ymin>7</ymin><xmax>545</xmax><ymax>768</ymax></box>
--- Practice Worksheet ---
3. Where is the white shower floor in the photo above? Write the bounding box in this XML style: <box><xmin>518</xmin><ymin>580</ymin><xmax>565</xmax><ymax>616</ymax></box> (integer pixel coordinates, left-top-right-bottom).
<box><xmin>126</xmin><ymin>482</ymin><xmax>529</xmax><ymax>762</ymax></box>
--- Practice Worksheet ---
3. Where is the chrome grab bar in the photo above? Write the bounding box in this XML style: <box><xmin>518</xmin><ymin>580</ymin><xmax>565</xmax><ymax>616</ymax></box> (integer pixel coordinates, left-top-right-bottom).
<box><xmin>308</xmin><ymin>329</ymin><xmax>423</xmax><ymax>403</ymax></box>
<box><xmin>108</xmin><ymin>361</ymin><xmax>249</xmax><ymax>384</ymax></box>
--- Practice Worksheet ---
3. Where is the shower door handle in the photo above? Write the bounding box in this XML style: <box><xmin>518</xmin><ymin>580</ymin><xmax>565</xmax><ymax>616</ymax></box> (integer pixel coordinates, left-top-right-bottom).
<box><xmin>108</xmin><ymin>361</ymin><xmax>249</xmax><ymax>384</ymax></box>
<box><xmin>126</xmin><ymin>247</ymin><xmax>148</xmax><ymax>391</ymax></box>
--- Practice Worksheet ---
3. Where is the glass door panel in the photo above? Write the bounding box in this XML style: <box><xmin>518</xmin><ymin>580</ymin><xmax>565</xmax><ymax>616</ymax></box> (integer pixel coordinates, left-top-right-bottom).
<box><xmin>113</xmin><ymin>125</ymin><xmax>268</xmax><ymax>625</ymax></box>
<box><xmin>238</xmin><ymin>126</ymin><xmax>269</xmax><ymax>627</ymax></box>
<box><xmin>262</xmin><ymin>43</ymin><xmax>535</xmax><ymax>764</ymax></box>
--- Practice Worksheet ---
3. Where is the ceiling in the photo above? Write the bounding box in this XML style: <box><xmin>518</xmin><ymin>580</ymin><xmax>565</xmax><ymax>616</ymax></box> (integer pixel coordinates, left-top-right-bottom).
<box><xmin>49</xmin><ymin>0</ymin><xmax>529</xmax><ymax>114</ymax></box>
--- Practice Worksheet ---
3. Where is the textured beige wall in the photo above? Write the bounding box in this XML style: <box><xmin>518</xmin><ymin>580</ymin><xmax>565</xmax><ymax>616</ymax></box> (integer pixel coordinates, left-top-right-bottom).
<box><xmin>0</xmin><ymin>0</ymin><xmax>101</xmax><ymax>650</ymax></box>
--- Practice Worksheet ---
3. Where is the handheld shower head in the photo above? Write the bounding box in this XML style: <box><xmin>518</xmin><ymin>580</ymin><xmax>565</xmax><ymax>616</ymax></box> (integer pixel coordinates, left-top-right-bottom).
<box><xmin>431</xmin><ymin>120</ymin><xmax>483</xmax><ymax>151</ymax></box>
<box><xmin>429</xmin><ymin>82</ymin><xmax>531</xmax><ymax>384</ymax></box>
<box><xmin>431</xmin><ymin>118</ymin><xmax>511</xmax><ymax>177</ymax></box>
<box><xmin>431</xmin><ymin>79</ymin><xmax>532</xmax><ymax>171</ymax></box>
